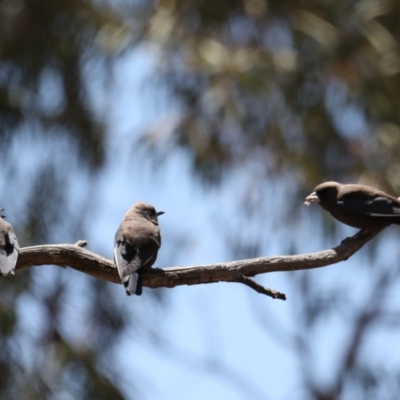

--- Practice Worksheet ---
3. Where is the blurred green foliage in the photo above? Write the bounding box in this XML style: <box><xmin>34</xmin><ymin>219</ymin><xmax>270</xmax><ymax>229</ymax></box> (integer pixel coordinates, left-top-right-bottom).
<box><xmin>139</xmin><ymin>0</ymin><xmax>400</xmax><ymax>192</ymax></box>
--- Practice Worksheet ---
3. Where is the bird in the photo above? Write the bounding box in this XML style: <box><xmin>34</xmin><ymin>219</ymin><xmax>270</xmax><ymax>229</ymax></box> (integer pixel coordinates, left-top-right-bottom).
<box><xmin>0</xmin><ymin>209</ymin><xmax>19</xmax><ymax>276</ymax></box>
<box><xmin>114</xmin><ymin>202</ymin><xmax>164</xmax><ymax>296</ymax></box>
<box><xmin>304</xmin><ymin>181</ymin><xmax>400</xmax><ymax>230</ymax></box>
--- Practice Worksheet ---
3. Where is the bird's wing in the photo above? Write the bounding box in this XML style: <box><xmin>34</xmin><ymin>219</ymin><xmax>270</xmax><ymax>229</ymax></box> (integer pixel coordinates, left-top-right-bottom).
<box><xmin>6</xmin><ymin>231</ymin><xmax>19</xmax><ymax>268</ymax></box>
<box><xmin>7</xmin><ymin>231</ymin><xmax>19</xmax><ymax>250</ymax></box>
<box><xmin>337</xmin><ymin>195</ymin><xmax>400</xmax><ymax>217</ymax></box>
<box><xmin>114</xmin><ymin>242</ymin><xmax>133</xmax><ymax>283</ymax></box>
<box><xmin>114</xmin><ymin>241</ymin><xmax>156</xmax><ymax>280</ymax></box>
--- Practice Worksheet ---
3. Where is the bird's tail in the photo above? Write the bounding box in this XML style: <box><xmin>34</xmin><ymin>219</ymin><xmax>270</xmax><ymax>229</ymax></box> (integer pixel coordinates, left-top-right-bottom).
<box><xmin>125</xmin><ymin>271</ymin><xmax>143</xmax><ymax>296</ymax></box>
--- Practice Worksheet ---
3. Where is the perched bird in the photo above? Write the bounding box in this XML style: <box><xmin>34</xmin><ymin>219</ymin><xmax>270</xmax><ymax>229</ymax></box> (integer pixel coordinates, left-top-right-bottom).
<box><xmin>304</xmin><ymin>181</ymin><xmax>400</xmax><ymax>230</ymax></box>
<box><xmin>0</xmin><ymin>209</ymin><xmax>19</xmax><ymax>276</ymax></box>
<box><xmin>114</xmin><ymin>202</ymin><xmax>164</xmax><ymax>296</ymax></box>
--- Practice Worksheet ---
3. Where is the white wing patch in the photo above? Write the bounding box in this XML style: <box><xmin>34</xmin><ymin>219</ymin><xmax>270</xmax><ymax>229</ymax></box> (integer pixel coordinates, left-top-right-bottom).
<box><xmin>369</xmin><ymin>206</ymin><xmax>400</xmax><ymax>216</ymax></box>
<box><xmin>369</xmin><ymin>213</ymin><xmax>400</xmax><ymax>217</ymax></box>
<box><xmin>114</xmin><ymin>246</ymin><xmax>123</xmax><ymax>280</ymax></box>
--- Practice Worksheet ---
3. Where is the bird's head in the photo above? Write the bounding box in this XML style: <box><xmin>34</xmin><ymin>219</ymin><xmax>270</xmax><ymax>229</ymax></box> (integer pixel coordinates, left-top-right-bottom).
<box><xmin>129</xmin><ymin>202</ymin><xmax>165</xmax><ymax>224</ymax></box>
<box><xmin>304</xmin><ymin>181</ymin><xmax>341</xmax><ymax>209</ymax></box>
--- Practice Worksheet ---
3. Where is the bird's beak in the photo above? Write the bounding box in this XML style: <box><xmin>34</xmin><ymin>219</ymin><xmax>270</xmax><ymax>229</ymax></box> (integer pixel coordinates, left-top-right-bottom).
<box><xmin>304</xmin><ymin>192</ymin><xmax>320</xmax><ymax>206</ymax></box>
<box><xmin>156</xmin><ymin>211</ymin><xmax>165</xmax><ymax>217</ymax></box>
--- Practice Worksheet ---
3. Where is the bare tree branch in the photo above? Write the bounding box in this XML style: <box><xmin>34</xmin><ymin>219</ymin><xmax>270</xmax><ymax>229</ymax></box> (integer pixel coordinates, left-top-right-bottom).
<box><xmin>17</xmin><ymin>228</ymin><xmax>383</xmax><ymax>298</ymax></box>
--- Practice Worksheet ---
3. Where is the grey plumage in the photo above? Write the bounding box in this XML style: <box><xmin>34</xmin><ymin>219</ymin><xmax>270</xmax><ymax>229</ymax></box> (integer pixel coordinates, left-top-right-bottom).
<box><xmin>305</xmin><ymin>181</ymin><xmax>400</xmax><ymax>229</ymax></box>
<box><xmin>114</xmin><ymin>202</ymin><xmax>164</xmax><ymax>296</ymax></box>
<box><xmin>0</xmin><ymin>209</ymin><xmax>19</xmax><ymax>276</ymax></box>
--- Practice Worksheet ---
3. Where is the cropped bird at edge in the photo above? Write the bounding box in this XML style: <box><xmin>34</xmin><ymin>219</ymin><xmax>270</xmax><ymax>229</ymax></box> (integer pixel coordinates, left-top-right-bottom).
<box><xmin>0</xmin><ymin>209</ymin><xmax>19</xmax><ymax>276</ymax></box>
<box><xmin>304</xmin><ymin>181</ymin><xmax>400</xmax><ymax>230</ymax></box>
<box><xmin>114</xmin><ymin>202</ymin><xmax>164</xmax><ymax>296</ymax></box>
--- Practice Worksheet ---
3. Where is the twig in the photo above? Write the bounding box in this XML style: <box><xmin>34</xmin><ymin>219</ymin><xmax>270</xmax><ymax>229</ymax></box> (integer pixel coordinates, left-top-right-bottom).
<box><xmin>74</xmin><ymin>240</ymin><xmax>88</xmax><ymax>248</ymax></box>
<box><xmin>235</xmin><ymin>275</ymin><xmax>286</xmax><ymax>300</ymax></box>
